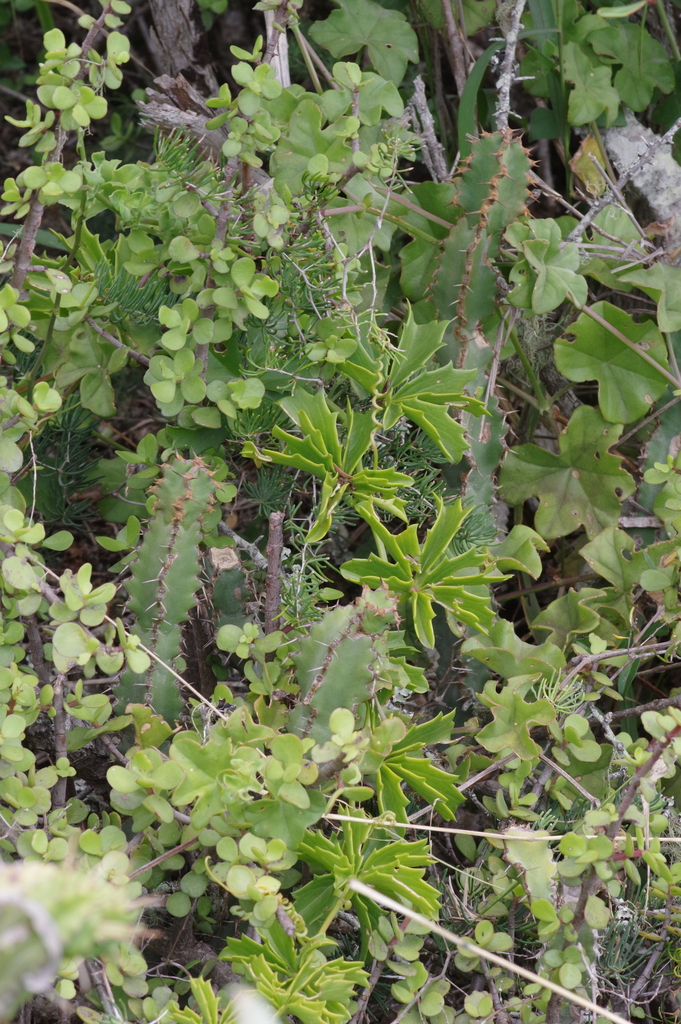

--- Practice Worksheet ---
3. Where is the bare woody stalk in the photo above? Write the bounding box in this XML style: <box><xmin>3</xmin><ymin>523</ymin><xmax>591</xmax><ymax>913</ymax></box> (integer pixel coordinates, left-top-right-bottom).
<box><xmin>604</xmin><ymin>693</ymin><xmax>681</xmax><ymax>724</ymax></box>
<box><xmin>262</xmin><ymin>0</ymin><xmax>291</xmax><ymax>67</ymax></box>
<box><xmin>11</xmin><ymin>3</ymin><xmax>114</xmax><ymax>292</ymax></box>
<box><xmin>51</xmin><ymin>672</ymin><xmax>68</xmax><ymax>809</ymax></box>
<box><xmin>265</xmin><ymin>511</ymin><xmax>285</xmax><ymax>634</ymax></box>
<box><xmin>25</xmin><ymin>614</ymin><xmax>50</xmax><ymax>688</ymax></box>
<box><xmin>440</xmin><ymin>0</ymin><xmax>468</xmax><ymax>96</ymax></box>
<box><xmin>495</xmin><ymin>0</ymin><xmax>527</xmax><ymax>133</ymax></box>
<box><xmin>86</xmin><ymin>318</ymin><xmax>151</xmax><ymax>367</ymax></box>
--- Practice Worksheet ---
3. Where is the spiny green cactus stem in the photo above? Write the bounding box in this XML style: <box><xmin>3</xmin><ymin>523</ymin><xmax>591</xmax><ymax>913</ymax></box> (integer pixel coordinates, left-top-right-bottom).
<box><xmin>114</xmin><ymin>458</ymin><xmax>217</xmax><ymax>725</ymax></box>
<box><xmin>432</xmin><ymin>131</ymin><xmax>531</xmax><ymax>358</ymax></box>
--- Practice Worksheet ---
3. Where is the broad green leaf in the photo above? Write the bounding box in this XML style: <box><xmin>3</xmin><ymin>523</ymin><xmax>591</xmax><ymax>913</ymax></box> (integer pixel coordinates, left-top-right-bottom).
<box><xmin>532</xmin><ymin>588</ymin><xmax>604</xmax><ymax>649</ymax></box>
<box><xmin>270</xmin><ymin>99</ymin><xmax>353</xmax><ymax>191</ymax></box>
<box><xmin>494</xmin><ymin>525</ymin><xmax>549</xmax><ymax>578</ymax></box>
<box><xmin>620</xmin><ymin>264</ymin><xmax>681</xmax><ymax>333</ymax></box>
<box><xmin>580</xmin><ymin>527</ymin><xmax>662</xmax><ymax>614</ymax></box>
<box><xmin>589</xmin><ymin>23</ymin><xmax>674</xmax><ymax>110</ymax></box>
<box><xmin>584</xmin><ymin>894</ymin><xmax>611</xmax><ymax>929</ymax></box>
<box><xmin>560</xmin><ymin>963</ymin><xmax>583</xmax><ymax>990</ymax></box>
<box><xmin>506</xmin><ymin>219</ymin><xmax>587</xmax><ymax>313</ymax></box>
<box><xmin>499</xmin><ymin>406</ymin><xmax>635</xmax><ymax>540</ymax></box>
<box><xmin>166</xmin><ymin>891</ymin><xmax>191</xmax><ymax>917</ymax></box>
<box><xmin>563</xmin><ymin>41</ymin><xmax>619</xmax><ymax>125</ymax></box>
<box><xmin>503</xmin><ymin>828</ymin><xmax>556</xmax><ymax>899</ymax></box>
<box><xmin>597</xmin><ymin>0</ymin><xmax>646</xmax><ymax>15</ymax></box>
<box><xmin>0</xmin><ymin>437</ymin><xmax>23</xmax><ymax>473</ymax></box>
<box><xmin>2</xmin><ymin>556</ymin><xmax>37</xmax><ymax>591</ymax></box>
<box><xmin>309</xmin><ymin>0</ymin><xmax>418</xmax><ymax>85</ymax></box>
<box><xmin>244</xmin><ymin>790</ymin><xmax>327</xmax><ymax>848</ymax></box>
<box><xmin>477</xmin><ymin>680</ymin><xmax>556</xmax><ymax>759</ymax></box>
<box><xmin>168</xmin><ymin>236</ymin><xmax>200</xmax><ymax>263</ymax></box>
<box><xmin>554</xmin><ymin>302</ymin><xmax>668</xmax><ymax>423</ymax></box>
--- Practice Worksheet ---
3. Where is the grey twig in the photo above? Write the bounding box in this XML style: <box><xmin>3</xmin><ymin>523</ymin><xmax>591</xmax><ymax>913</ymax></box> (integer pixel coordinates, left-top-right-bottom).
<box><xmin>594</xmin><ymin>693</ymin><xmax>681</xmax><ymax>725</ymax></box>
<box><xmin>86</xmin><ymin>318</ymin><xmax>151</xmax><ymax>367</ymax></box>
<box><xmin>217</xmin><ymin>520</ymin><xmax>268</xmax><ymax>570</ymax></box>
<box><xmin>85</xmin><ymin>961</ymin><xmax>123</xmax><ymax>1022</ymax></box>
<box><xmin>51</xmin><ymin>673</ymin><xmax>68</xmax><ymax>809</ymax></box>
<box><xmin>566</xmin><ymin>112</ymin><xmax>681</xmax><ymax>244</ymax></box>
<box><xmin>560</xmin><ymin>639</ymin><xmax>674</xmax><ymax>689</ymax></box>
<box><xmin>408</xmin><ymin>77</ymin><xmax>449</xmax><ymax>182</ymax></box>
<box><xmin>629</xmin><ymin>895</ymin><xmax>672</xmax><ymax>1000</ymax></box>
<box><xmin>265</xmin><ymin>7</ymin><xmax>291</xmax><ymax>88</ymax></box>
<box><xmin>495</xmin><ymin>0</ymin><xmax>527</xmax><ymax>133</ymax></box>
<box><xmin>537</xmin><ymin>751</ymin><xmax>599</xmax><ymax>805</ymax></box>
<box><xmin>588</xmin><ymin>706</ymin><xmax>626</xmax><ymax>757</ymax></box>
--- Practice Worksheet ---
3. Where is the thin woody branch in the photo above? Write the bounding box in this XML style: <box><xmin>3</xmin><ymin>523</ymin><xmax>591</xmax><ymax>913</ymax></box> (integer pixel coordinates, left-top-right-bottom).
<box><xmin>265</xmin><ymin>510</ymin><xmax>285</xmax><ymax>634</ymax></box>
<box><xmin>494</xmin><ymin>0</ymin><xmax>527</xmax><ymax>133</ymax></box>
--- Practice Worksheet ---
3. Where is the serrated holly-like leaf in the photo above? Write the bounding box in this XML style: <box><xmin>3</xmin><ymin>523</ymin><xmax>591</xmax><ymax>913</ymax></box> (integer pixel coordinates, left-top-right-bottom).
<box><xmin>341</xmin><ymin>499</ymin><xmax>503</xmax><ymax>647</ymax></box>
<box><xmin>224</xmin><ymin>928</ymin><xmax>367</xmax><ymax>1024</ymax></box>
<box><xmin>589</xmin><ymin>23</ymin><xmax>674</xmax><ymax>111</ymax></box>
<box><xmin>554</xmin><ymin>302</ymin><xmax>668</xmax><ymax>424</ymax></box>
<box><xmin>300</xmin><ymin>828</ymin><xmax>440</xmax><ymax>922</ymax></box>
<box><xmin>377</xmin><ymin>755</ymin><xmax>465</xmax><ymax>821</ymax></box>
<box><xmin>376</xmin><ymin>714</ymin><xmax>463</xmax><ymax>822</ymax></box>
<box><xmin>382</xmin><ymin>310</ymin><xmax>484</xmax><ymax>462</ymax></box>
<box><xmin>477</xmin><ymin>680</ymin><xmax>556</xmax><ymax>759</ymax></box>
<box><xmin>360</xmin><ymin>839</ymin><xmax>440</xmax><ymax>917</ymax></box>
<box><xmin>563</xmin><ymin>40</ymin><xmax>619</xmax><ymax>125</ymax></box>
<box><xmin>462</xmin><ymin>619</ymin><xmax>565</xmax><ymax>679</ymax></box>
<box><xmin>499</xmin><ymin>406</ymin><xmax>635</xmax><ymax>540</ymax></box>
<box><xmin>309</xmin><ymin>0</ymin><xmax>419</xmax><ymax>85</ymax></box>
<box><xmin>257</xmin><ymin>388</ymin><xmax>412</xmax><ymax>540</ymax></box>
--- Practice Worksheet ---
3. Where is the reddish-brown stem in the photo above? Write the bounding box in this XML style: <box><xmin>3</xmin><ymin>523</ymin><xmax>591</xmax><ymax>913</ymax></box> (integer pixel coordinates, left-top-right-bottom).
<box><xmin>262</xmin><ymin>0</ymin><xmax>290</xmax><ymax>66</ymax></box>
<box><xmin>11</xmin><ymin>197</ymin><xmax>46</xmax><ymax>292</ymax></box>
<box><xmin>51</xmin><ymin>673</ymin><xmax>68</xmax><ymax>809</ymax></box>
<box><xmin>10</xmin><ymin>3</ymin><xmax>114</xmax><ymax>291</ymax></box>
<box><xmin>265</xmin><ymin>511</ymin><xmax>285</xmax><ymax>634</ymax></box>
<box><xmin>128</xmin><ymin>836</ymin><xmax>198</xmax><ymax>879</ymax></box>
<box><xmin>25</xmin><ymin>614</ymin><xmax>50</xmax><ymax>688</ymax></box>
